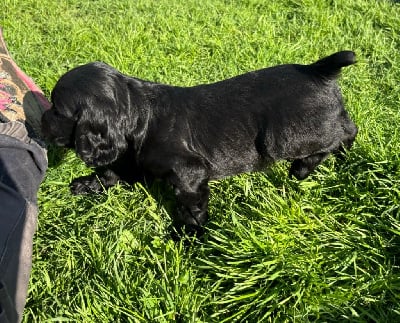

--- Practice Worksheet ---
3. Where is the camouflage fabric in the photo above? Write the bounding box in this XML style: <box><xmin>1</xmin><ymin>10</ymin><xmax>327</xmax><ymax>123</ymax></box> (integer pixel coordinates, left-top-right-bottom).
<box><xmin>0</xmin><ymin>27</ymin><xmax>50</xmax><ymax>138</ymax></box>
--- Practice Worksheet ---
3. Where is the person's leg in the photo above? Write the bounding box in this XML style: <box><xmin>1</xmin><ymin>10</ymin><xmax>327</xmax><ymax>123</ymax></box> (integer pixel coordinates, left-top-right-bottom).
<box><xmin>0</xmin><ymin>123</ymin><xmax>47</xmax><ymax>323</ymax></box>
<box><xmin>0</xmin><ymin>185</ymin><xmax>37</xmax><ymax>323</ymax></box>
<box><xmin>0</xmin><ymin>27</ymin><xmax>49</xmax><ymax>322</ymax></box>
<box><xmin>0</xmin><ymin>182</ymin><xmax>28</xmax><ymax>323</ymax></box>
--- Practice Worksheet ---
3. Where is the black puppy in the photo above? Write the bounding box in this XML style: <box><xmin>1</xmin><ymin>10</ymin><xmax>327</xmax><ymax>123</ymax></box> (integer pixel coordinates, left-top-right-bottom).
<box><xmin>42</xmin><ymin>51</ymin><xmax>358</xmax><ymax>235</ymax></box>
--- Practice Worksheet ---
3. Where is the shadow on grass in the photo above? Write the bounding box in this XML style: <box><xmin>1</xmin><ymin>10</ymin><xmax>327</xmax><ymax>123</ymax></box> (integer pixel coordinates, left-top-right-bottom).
<box><xmin>46</xmin><ymin>144</ymin><xmax>70</xmax><ymax>168</ymax></box>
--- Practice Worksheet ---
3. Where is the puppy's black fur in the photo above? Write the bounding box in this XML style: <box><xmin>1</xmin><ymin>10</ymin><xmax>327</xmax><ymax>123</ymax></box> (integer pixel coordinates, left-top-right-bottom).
<box><xmin>42</xmin><ymin>51</ymin><xmax>358</xmax><ymax>236</ymax></box>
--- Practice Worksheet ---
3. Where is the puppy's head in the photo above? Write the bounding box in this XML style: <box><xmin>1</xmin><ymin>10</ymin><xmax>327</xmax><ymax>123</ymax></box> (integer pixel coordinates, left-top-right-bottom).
<box><xmin>42</xmin><ymin>62</ymin><xmax>129</xmax><ymax>167</ymax></box>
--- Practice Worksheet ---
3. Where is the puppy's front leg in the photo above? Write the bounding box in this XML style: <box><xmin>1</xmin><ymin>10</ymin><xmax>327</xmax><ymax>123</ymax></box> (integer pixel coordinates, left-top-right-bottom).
<box><xmin>173</xmin><ymin>181</ymin><xmax>210</xmax><ymax>237</ymax></box>
<box><xmin>289</xmin><ymin>153</ymin><xmax>329</xmax><ymax>180</ymax></box>
<box><xmin>70</xmin><ymin>168</ymin><xmax>120</xmax><ymax>195</ymax></box>
<box><xmin>167</xmin><ymin>158</ymin><xmax>210</xmax><ymax>237</ymax></box>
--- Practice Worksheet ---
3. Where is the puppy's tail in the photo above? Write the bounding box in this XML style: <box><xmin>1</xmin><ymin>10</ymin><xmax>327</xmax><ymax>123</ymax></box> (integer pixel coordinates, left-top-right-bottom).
<box><xmin>311</xmin><ymin>51</ymin><xmax>356</xmax><ymax>79</ymax></box>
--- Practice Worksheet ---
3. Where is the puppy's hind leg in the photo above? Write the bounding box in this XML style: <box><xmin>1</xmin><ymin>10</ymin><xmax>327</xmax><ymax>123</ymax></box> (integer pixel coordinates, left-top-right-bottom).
<box><xmin>289</xmin><ymin>153</ymin><xmax>329</xmax><ymax>180</ymax></box>
<box><xmin>335</xmin><ymin>119</ymin><xmax>358</xmax><ymax>158</ymax></box>
<box><xmin>167</xmin><ymin>157</ymin><xmax>210</xmax><ymax>238</ymax></box>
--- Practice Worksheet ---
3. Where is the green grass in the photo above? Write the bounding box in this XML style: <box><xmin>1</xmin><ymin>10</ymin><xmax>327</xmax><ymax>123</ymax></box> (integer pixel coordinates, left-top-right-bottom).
<box><xmin>2</xmin><ymin>0</ymin><xmax>400</xmax><ymax>321</ymax></box>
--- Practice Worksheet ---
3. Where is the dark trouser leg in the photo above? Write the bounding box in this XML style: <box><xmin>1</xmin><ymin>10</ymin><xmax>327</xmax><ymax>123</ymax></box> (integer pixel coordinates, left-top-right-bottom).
<box><xmin>0</xmin><ymin>122</ymin><xmax>47</xmax><ymax>323</ymax></box>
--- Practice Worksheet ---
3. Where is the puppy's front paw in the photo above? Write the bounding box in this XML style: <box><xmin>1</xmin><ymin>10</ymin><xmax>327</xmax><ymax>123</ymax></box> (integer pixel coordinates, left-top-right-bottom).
<box><xmin>171</xmin><ymin>207</ymin><xmax>208</xmax><ymax>240</ymax></box>
<box><xmin>70</xmin><ymin>175</ymin><xmax>103</xmax><ymax>195</ymax></box>
<box><xmin>289</xmin><ymin>163</ymin><xmax>310</xmax><ymax>180</ymax></box>
<box><xmin>171</xmin><ymin>223</ymin><xmax>205</xmax><ymax>241</ymax></box>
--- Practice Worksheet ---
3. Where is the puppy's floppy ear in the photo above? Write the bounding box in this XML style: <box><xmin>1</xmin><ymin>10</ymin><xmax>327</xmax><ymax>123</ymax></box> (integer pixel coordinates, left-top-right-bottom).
<box><xmin>74</xmin><ymin>110</ymin><xmax>128</xmax><ymax>167</ymax></box>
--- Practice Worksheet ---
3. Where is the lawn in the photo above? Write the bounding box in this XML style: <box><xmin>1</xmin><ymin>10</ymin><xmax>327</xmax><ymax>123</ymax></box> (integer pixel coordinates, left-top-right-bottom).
<box><xmin>1</xmin><ymin>0</ymin><xmax>400</xmax><ymax>321</ymax></box>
